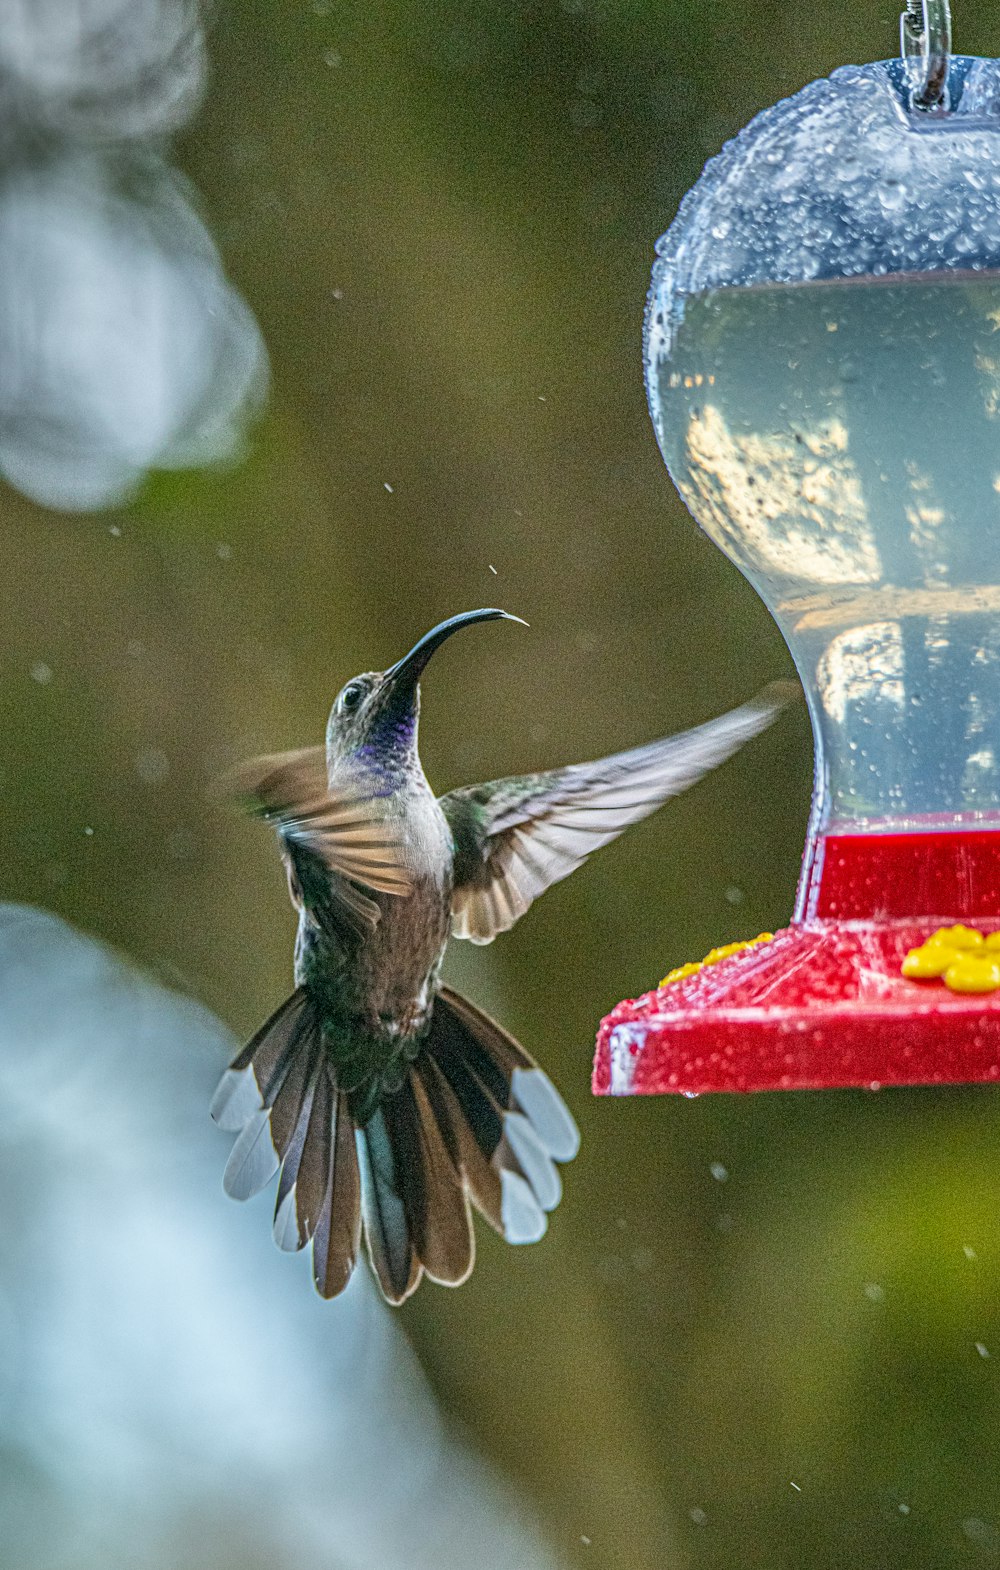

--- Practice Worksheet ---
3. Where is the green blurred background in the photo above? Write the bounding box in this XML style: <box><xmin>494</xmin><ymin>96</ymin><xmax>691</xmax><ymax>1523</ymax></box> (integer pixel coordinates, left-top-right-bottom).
<box><xmin>5</xmin><ymin>1</ymin><xmax>1000</xmax><ymax>1565</ymax></box>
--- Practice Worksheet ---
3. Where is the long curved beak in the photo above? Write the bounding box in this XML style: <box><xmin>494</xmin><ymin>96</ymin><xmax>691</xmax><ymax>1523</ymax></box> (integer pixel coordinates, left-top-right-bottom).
<box><xmin>383</xmin><ymin>608</ymin><xmax>526</xmax><ymax>697</ymax></box>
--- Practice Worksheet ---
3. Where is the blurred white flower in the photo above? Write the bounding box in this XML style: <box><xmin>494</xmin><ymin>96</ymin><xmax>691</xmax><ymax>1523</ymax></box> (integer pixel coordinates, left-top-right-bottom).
<box><xmin>0</xmin><ymin>153</ymin><xmax>268</xmax><ymax>512</ymax></box>
<box><xmin>0</xmin><ymin>0</ymin><xmax>269</xmax><ymax>513</ymax></box>
<box><xmin>0</xmin><ymin>0</ymin><xmax>206</xmax><ymax>139</ymax></box>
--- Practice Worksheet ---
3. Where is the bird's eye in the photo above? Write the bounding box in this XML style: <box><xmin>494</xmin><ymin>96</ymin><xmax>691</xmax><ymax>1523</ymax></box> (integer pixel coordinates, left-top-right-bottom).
<box><xmin>339</xmin><ymin>682</ymin><xmax>365</xmax><ymax>714</ymax></box>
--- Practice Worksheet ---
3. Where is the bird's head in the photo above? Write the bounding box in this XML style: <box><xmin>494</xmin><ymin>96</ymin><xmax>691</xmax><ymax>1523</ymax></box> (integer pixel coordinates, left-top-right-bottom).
<box><xmin>326</xmin><ymin>609</ymin><xmax>525</xmax><ymax>782</ymax></box>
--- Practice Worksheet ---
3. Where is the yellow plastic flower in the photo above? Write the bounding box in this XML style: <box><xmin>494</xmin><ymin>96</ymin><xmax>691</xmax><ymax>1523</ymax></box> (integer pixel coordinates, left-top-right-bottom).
<box><xmin>901</xmin><ymin>942</ymin><xmax>958</xmax><ymax>979</ymax></box>
<box><xmin>660</xmin><ymin>961</ymin><xmax>704</xmax><ymax>986</ymax></box>
<box><xmin>937</xmin><ymin>924</ymin><xmax>985</xmax><ymax>950</ymax></box>
<box><xmin>660</xmin><ymin>933</ymin><xmax>773</xmax><ymax>989</ymax></box>
<box><xmin>945</xmin><ymin>954</ymin><xmax>1000</xmax><ymax>994</ymax></box>
<box><xmin>901</xmin><ymin>926</ymin><xmax>1000</xmax><ymax>994</ymax></box>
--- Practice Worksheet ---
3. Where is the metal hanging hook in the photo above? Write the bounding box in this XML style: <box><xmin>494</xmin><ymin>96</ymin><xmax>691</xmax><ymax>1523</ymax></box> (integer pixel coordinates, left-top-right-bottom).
<box><xmin>900</xmin><ymin>0</ymin><xmax>952</xmax><ymax>110</ymax></box>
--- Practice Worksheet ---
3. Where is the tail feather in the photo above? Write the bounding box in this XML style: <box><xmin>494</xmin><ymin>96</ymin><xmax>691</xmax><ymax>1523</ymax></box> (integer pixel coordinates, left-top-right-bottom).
<box><xmin>383</xmin><ymin>1076</ymin><xmax>474</xmax><ymax>1288</ymax></box>
<box><xmin>415</xmin><ymin>1053</ymin><xmax>505</xmax><ymax>1234</ymax></box>
<box><xmin>272</xmin><ymin>1055</ymin><xmax>322</xmax><ymax>1250</ymax></box>
<box><xmin>500</xmin><ymin>1112</ymin><xmax>562</xmax><ymax>1212</ymax></box>
<box><xmin>211</xmin><ymin>989</ymin><xmax>311</xmax><ymax>1131</ymax></box>
<box><xmin>213</xmin><ymin>982</ymin><xmax>578</xmax><ymax>1304</ymax></box>
<box><xmin>222</xmin><ymin>1106</ymin><xmax>282</xmax><ymax>1201</ymax></box>
<box><xmin>438</xmin><ymin>985</ymin><xmax>579</xmax><ymax>1161</ymax></box>
<box><xmin>273</xmin><ymin>1185</ymin><xmax>304</xmax><ymax>1253</ymax></box>
<box><xmin>416</xmin><ymin>1053</ymin><xmax>548</xmax><ymax>1245</ymax></box>
<box><xmin>417</xmin><ymin>1047</ymin><xmax>548</xmax><ymax>1245</ymax></box>
<box><xmin>356</xmin><ymin>1109</ymin><xmax>422</xmax><ymax>1304</ymax></box>
<box><xmin>422</xmin><ymin>987</ymin><xmax>578</xmax><ymax>1244</ymax></box>
<box><xmin>312</xmin><ymin>1090</ymin><xmax>362</xmax><ymax>1298</ymax></box>
<box><xmin>506</xmin><ymin>1062</ymin><xmax>580</xmax><ymax>1163</ymax></box>
<box><xmin>291</xmin><ymin>1056</ymin><xmax>334</xmax><ymax>1241</ymax></box>
<box><xmin>437</xmin><ymin>985</ymin><xmax>532</xmax><ymax>1073</ymax></box>
<box><xmin>434</xmin><ymin>984</ymin><xmax>527</xmax><ymax>1101</ymax></box>
<box><xmin>213</xmin><ymin>992</ymin><xmax>363</xmax><ymax>1296</ymax></box>
<box><xmin>426</xmin><ymin>1027</ymin><xmax>505</xmax><ymax>1169</ymax></box>
<box><xmin>268</xmin><ymin>1028</ymin><xmax>320</xmax><ymax>1159</ymax></box>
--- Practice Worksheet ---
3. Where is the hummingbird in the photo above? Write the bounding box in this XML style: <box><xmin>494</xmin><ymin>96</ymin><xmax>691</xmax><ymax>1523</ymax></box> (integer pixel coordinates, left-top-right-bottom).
<box><xmin>212</xmin><ymin>610</ymin><xmax>791</xmax><ymax>1305</ymax></box>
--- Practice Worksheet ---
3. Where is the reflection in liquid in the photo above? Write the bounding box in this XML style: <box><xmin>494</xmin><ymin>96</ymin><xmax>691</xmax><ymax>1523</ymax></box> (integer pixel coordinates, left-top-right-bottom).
<box><xmin>652</xmin><ymin>276</ymin><xmax>1000</xmax><ymax>828</ymax></box>
<box><xmin>0</xmin><ymin>906</ymin><xmax>557</xmax><ymax>1570</ymax></box>
<box><xmin>816</xmin><ymin>621</ymin><xmax>904</xmax><ymax>727</ymax></box>
<box><xmin>680</xmin><ymin>403</ymin><xmax>880</xmax><ymax>588</ymax></box>
<box><xmin>0</xmin><ymin>0</ymin><xmax>266</xmax><ymax>512</ymax></box>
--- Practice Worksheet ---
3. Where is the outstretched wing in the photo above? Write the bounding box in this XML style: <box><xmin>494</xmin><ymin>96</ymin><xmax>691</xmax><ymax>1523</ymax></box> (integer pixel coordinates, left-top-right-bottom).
<box><xmin>440</xmin><ymin>683</ymin><xmax>794</xmax><ymax>944</ymax></box>
<box><xmin>222</xmin><ymin>746</ymin><xmax>413</xmax><ymax>938</ymax></box>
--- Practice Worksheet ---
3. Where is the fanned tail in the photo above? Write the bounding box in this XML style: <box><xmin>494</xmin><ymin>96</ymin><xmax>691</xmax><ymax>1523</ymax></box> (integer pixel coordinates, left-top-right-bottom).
<box><xmin>211</xmin><ymin>990</ymin><xmax>361</xmax><ymax>1299</ymax></box>
<box><xmin>355</xmin><ymin>985</ymin><xmax>579</xmax><ymax>1305</ymax></box>
<box><xmin>418</xmin><ymin>985</ymin><xmax>579</xmax><ymax>1254</ymax></box>
<box><xmin>212</xmin><ymin>983</ymin><xmax>579</xmax><ymax>1305</ymax></box>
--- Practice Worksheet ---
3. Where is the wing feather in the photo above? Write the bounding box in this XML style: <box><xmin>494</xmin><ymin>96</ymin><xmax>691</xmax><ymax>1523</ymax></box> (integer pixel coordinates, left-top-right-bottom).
<box><xmin>444</xmin><ymin>683</ymin><xmax>794</xmax><ymax>943</ymax></box>
<box><xmin>221</xmin><ymin>746</ymin><xmax>413</xmax><ymax>897</ymax></box>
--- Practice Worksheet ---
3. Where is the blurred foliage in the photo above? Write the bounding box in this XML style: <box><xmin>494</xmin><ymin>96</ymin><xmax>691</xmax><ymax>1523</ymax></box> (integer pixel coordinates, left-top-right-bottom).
<box><xmin>3</xmin><ymin>1</ymin><xmax>1000</xmax><ymax>1567</ymax></box>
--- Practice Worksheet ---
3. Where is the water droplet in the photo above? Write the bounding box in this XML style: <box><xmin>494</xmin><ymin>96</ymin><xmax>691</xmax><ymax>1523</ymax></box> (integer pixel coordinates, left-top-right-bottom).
<box><xmin>135</xmin><ymin>749</ymin><xmax>169</xmax><ymax>785</ymax></box>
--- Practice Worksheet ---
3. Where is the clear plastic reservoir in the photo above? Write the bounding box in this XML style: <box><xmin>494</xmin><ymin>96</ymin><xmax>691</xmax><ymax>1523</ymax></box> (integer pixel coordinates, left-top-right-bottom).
<box><xmin>646</xmin><ymin>57</ymin><xmax>1000</xmax><ymax>840</ymax></box>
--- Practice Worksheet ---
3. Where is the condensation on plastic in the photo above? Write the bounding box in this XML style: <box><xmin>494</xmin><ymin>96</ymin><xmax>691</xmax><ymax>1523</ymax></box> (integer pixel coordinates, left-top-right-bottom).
<box><xmin>646</xmin><ymin>56</ymin><xmax>1000</xmax><ymax>429</ymax></box>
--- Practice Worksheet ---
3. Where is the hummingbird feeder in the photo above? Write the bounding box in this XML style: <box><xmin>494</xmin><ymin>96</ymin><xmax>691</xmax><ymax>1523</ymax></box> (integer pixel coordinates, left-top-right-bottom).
<box><xmin>594</xmin><ymin>3</ymin><xmax>1000</xmax><ymax>1096</ymax></box>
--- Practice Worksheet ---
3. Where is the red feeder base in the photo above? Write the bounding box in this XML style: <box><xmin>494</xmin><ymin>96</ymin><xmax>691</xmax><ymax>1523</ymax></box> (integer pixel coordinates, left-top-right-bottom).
<box><xmin>593</xmin><ymin>828</ymin><xmax>1000</xmax><ymax>1095</ymax></box>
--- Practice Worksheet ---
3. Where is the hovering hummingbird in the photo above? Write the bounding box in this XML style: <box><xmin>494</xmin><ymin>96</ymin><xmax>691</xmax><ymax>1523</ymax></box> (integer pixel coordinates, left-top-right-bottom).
<box><xmin>212</xmin><ymin>610</ymin><xmax>790</xmax><ymax>1304</ymax></box>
